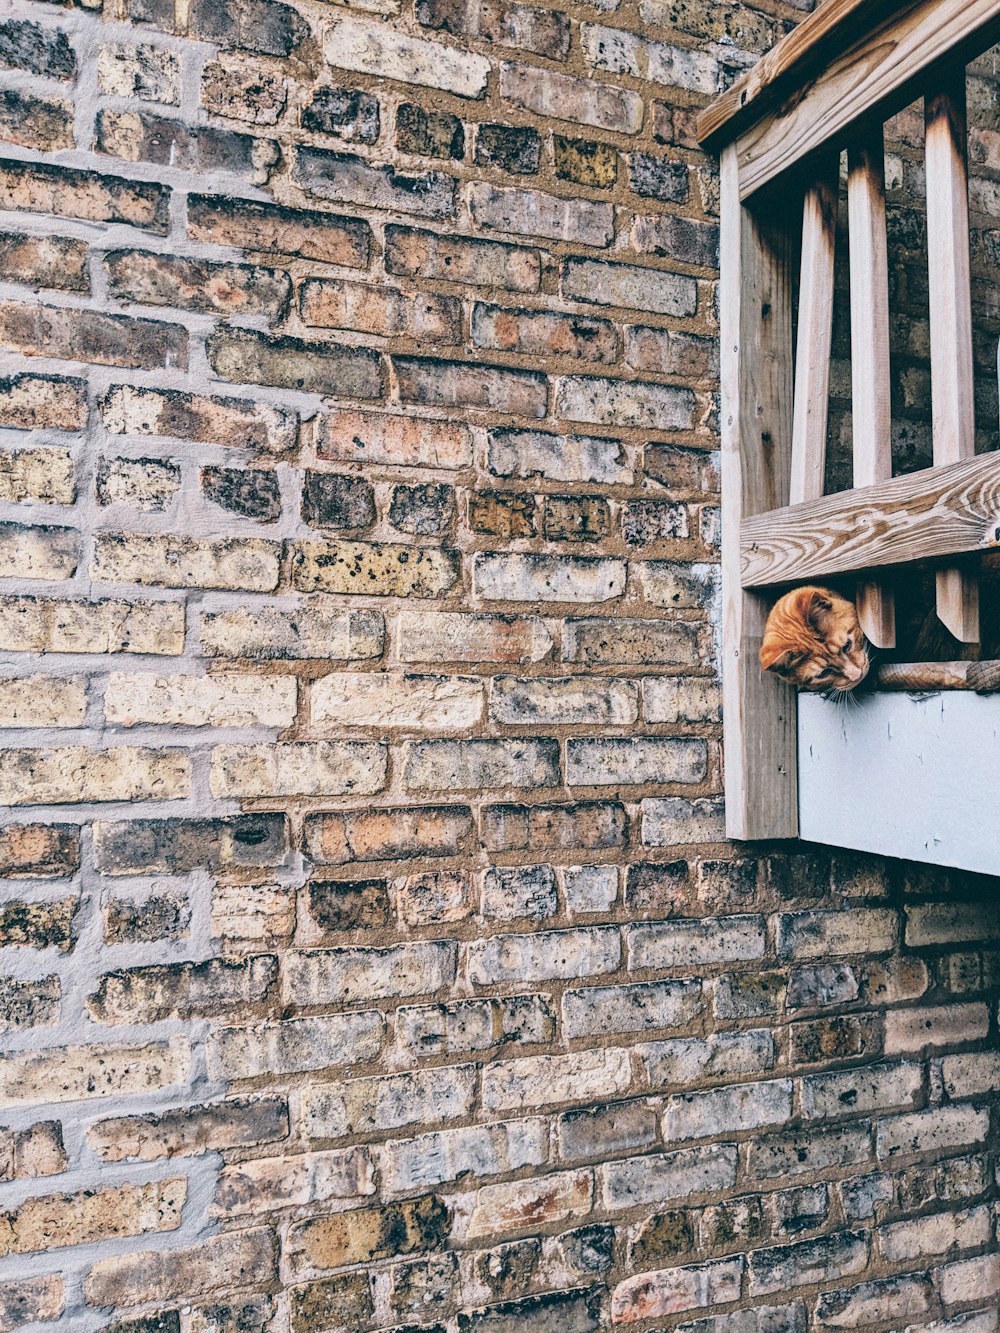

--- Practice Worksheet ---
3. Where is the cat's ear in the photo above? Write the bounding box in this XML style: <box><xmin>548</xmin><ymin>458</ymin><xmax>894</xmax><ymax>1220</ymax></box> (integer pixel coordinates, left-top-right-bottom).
<box><xmin>760</xmin><ymin>642</ymin><xmax>804</xmax><ymax>674</ymax></box>
<box><xmin>805</xmin><ymin>587</ymin><xmax>835</xmax><ymax>630</ymax></box>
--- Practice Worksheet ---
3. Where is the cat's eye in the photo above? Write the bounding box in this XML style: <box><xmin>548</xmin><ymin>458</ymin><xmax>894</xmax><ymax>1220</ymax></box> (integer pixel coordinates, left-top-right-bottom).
<box><xmin>841</xmin><ymin>639</ymin><xmax>852</xmax><ymax>654</ymax></box>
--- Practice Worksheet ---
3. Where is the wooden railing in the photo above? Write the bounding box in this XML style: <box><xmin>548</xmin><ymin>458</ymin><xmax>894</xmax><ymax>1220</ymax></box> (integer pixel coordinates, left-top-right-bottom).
<box><xmin>698</xmin><ymin>0</ymin><xmax>1000</xmax><ymax>840</ymax></box>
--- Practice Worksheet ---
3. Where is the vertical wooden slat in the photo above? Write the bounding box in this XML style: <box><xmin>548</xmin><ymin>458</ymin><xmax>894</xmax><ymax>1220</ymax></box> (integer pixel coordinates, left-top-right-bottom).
<box><xmin>720</xmin><ymin>144</ymin><xmax>798</xmax><ymax>841</ymax></box>
<box><xmin>926</xmin><ymin>74</ymin><xmax>980</xmax><ymax>643</ymax></box>
<box><xmin>848</xmin><ymin>130</ymin><xmax>897</xmax><ymax>648</ymax></box>
<box><xmin>790</xmin><ymin>156</ymin><xmax>840</xmax><ymax>505</ymax></box>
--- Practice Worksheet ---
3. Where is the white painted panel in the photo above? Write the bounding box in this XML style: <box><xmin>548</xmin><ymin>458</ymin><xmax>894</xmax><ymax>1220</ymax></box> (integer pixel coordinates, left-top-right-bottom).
<box><xmin>798</xmin><ymin>691</ymin><xmax>1000</xmax><ymax>874</ymax></box>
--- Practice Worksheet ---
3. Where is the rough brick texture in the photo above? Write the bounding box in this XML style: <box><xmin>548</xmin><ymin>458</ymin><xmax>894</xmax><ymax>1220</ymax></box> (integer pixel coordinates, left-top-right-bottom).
<box><xmin>0</xmin><ymin>0</ymin><xmax>997</xmax><ymax>1328</ymax></box>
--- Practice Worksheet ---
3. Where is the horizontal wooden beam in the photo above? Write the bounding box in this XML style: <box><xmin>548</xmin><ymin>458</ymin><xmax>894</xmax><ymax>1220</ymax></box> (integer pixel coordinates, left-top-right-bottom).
<box><xmin>697</xmin><ymin>0</ymin><xmax>900</xmax><ymax>150</ymax></box>
<box><xmin>731</xmin><ymin>0</ymin><xmax>1000</xmax><ymax>200</ymax></box>
<box><xmin>740</xmin><ymin>451</ymin><xmax>1000</xmax><ymax>588</ymax></box>
<box><xmin>877</xmin><ymin>660</ymin><xmax>1000</xmax><ymax>690</ymax></box>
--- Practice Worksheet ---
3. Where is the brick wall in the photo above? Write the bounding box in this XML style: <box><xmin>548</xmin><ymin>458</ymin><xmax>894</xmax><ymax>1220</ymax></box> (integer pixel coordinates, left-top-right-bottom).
<box><xmin>0</xmin><ymin>0</ymin><xmax>998</xmax><ymax>1329</ymax></box>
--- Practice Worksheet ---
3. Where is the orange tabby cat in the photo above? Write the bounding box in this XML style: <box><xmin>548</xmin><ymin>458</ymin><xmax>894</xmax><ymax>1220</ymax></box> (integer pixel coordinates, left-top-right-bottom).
<box><xmin>760</xmin><ymin>586</ymin><xmax>870</xmax><ymax>692</ymax></box>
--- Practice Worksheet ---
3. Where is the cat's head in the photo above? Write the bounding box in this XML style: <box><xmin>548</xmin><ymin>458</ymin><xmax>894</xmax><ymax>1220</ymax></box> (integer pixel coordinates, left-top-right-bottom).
<box><xmin>760</xmin><ymin>585</ymin><xmax>870</xmax><ymax>692</ymax></box>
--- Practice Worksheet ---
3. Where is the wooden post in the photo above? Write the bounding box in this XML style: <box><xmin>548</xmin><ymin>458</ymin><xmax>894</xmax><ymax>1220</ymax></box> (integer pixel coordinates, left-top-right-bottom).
<box><xmin>790</xmin><ymin>156</ymin><xmax>839</xmax><ymax>506</ymax></box>
<box><xmin>926</xmin><ymin>74</ymin><xmax>980</xmax><ymax>642</ymax></box>
<box><xmin>720</xmin><ymin>145</ymin><xmax>798</xmax><ymax>840</ymax></box>
<box><xmin>848</xmin><ymin>130</ymin><xmax>896</xmax><ymax>648</ymax></box>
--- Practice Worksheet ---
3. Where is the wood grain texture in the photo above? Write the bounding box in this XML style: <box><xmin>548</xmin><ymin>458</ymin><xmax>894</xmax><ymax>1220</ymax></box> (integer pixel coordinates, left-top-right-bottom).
<box><xmin>876</xmin><ymin>660</ymin><xmax>972</xmax><ymax>689</ymax></box>
<box><xmin>720</xmin><ymin>145</ymin><xmax>798</xmax><ymax>841</ymax></box>
<box><xmin>790</xmin><ymin>158</ymin><xmax>838</xmax><ymax>507</ymax></box>
<box><xmin>926</xmin><ymin>77</ymin><xmax>980</xmax><ymax>642</ymax></box>
<box><xmin>740</xmin><ymin>450</ymin><xmax>1000</xmax><ymax>587</ymax></box>
<box><xmin>697</xmin><ymin>0</ymin><xmax>900</xmax><ymax>149</ymax></box>
<box><xmin>848</xmin><ymin>134</ymin><xmax>895</xmax><ymax>648</ymax></box>
<box><xmin>733</xmin><ymin>0</ymin><xmax>1000</xmax><ymax>200</ymax></box>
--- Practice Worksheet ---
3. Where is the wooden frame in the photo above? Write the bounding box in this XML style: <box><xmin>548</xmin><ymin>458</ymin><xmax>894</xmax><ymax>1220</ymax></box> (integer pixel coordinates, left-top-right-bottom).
<box><xmin>700</xmin><ymin>0</ymin><xmax>1000</xmax><ymax>841</ymax></box>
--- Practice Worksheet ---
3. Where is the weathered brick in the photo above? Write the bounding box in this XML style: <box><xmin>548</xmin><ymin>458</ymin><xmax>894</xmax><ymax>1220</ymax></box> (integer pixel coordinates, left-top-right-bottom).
<box><xmin>800</xmin><ymin>1061</ymin><xmax>923</xmax><ymax>1121</ymax></box>
<box><xmin>201</xmin><ymin>604</ymin><xmax>384</xmax><ymax>660</ymax></box>
<box><xmin>396</xmin><ymin>994</ymin><xmax>553</xmax><ymax>1059</ymax></box>
<box><xmin>628</xmin><ymin>916</ymin><xmax>765</xmax><ymax>969</ymax></box>
<box><xmin>554</xmin><ymin>135</ymin><xmax>618</xmax><ymax>187</ymax></box>
<box><xmin>474</xmin><ymin>552</ymin><xmax>625</xmax><ymax>602</ymax></box>
<box><xmin>94</xmin><ymin>814</ymin><xmax>288</xmax><ymax>874</ymax></box>
<box><xmin>87</xmin><ymin>956</ymin><xmax>275</xmax><ymax>1025</ymax></box>
<box><xmin>97</xmin><ymin>457</ymin><xmax>179</xmax><ymax>511</ymax></box>
<box><xmin>100</xmin><ymin>383</ymin><xmax>297</xmax><ymax>452</ymax></box>
<box><xmin>777</xmin><ymin>909</ymin><xmax>898</xmax><ymax>959</ymax></box>
<box><xmin>201</xmin><ymin>55</ymin><xmax>286</xmax><ymax>123</ymax></box>
<box><xmin>664</xmin><ymin>1079</ymin><xmax>792</xmax><ymax>1142</ymax></box>
<box><xmin>612</xmin><ymin>1259</ymin><xmax>742</xmax><ymax>1323</ymax></box>
<box><xmin>290</xmin><ymin>1273</ymin><xmax>373</xmax><ymax>1333</ymax></box>
<box><xmin>288</xmin><ymin>1194</ymin><xmax>449</xmax><ymax>1272</ymax></box>
<box><xmin>0</xmin><ymin>976</ymin><xmax>60</xmax><ymax>1032</ymax></box>
<box><xmin>0</xmin><ymin>374</ymin><xmax>87</xmax><ymax>432</ymax></box>
<box><xmin>466</xmin><ymin>1170</ymin><xmax>593</xmax><ymax>1240</ymax></box>
<box><xmin>302</xmin><ymin>1065</ymin><xmax>476</xmax><ymax>1138</ymax></box>
<box><xmin>642</xmin><ymin>796</ymin><xmax>726</xmax><ymax>845</ymax></box>
<box><xmin>468</xmin><ymin>182</ymin><xmax>614</xmax><ymax>247</ymax></box>
<box><xmin>293</xmin><ymin>539</ymin><xmax>460</xmax><ymax>597</ymax></box>
<box><xmin>88</xmin><ymin>1096</ymin><xmax>288</xmax><ymax>1162</ymax></box>
<box><xmin>876</xmin><ymin>1105</ymin><xmax>989</xmax><ymax>1161</ymax></box>
<box><xmin>404</xmin><ymin>738</ymin><xmax>559</xmax><ymax>791</ymax></box>
<box><xmin>0</xmin><ymin>1039</ymin><xmax>189</xmax><ymax>1109</ymax></box>
<box><xmin>0</xmin><ymin>1177</ymin><xmax>184</xmax><ymax>1257</ymax></box>
<box><xmin>599</xmin><ymin>1144</ymin><xmax>738</xmax><ymax>1211</ymax></box>
<box><xmin>469</xmin><ymin>926</ymin><xmax>620</xmax><ymax>985</ymax></box>
<box><xmin>491</xmin><ymin>676</ymin><xmax>637</xmax><ymax>725</ymax></box>
<box><xmin>212</xmin><ymin>1146</ymin><xmax>373</xmax><ymax>1219</ymax></box>
<box><xmin>417</xmin><ymin>0</ymin><xmax>569</xmax><ymax>58</ymax></box>
<box><xmin>386</xmin><ymin>225</ymin><xmax>538</xmax><ymax>291</ymax></box>
<box><xmin>208</xmin><ymin>1012</ymin><xmax>384</xmax><ymax>1079</ymax></box>
<box><xmin>304</xmin><ymin>87</ymin><xmax>380</xmax><ymax>143</ymax></box>
<box><xmin>207</xmin><ymin>327</ymin><xmax>382</xmax><ymax>398</ymax></box>
<box><xmin>0</xmin><ymin>20</ymin><xmax>76</xmax><ymax>79</ymax></box>
<box><xmin>557</xmin><ymin>375</ymin><xmax>697</xmax><ymax>429</ymax></box>
<box><xmin>92</xmin><ymin>532</ymin><xmax>279</xmax><ymax>591</ymax></box>
<box><xmin>501</xmin><ymin>62</ymin><xmax>642</xmax><ymax>134</ymax></box>
<box><xmin>563</xmin><ymin>257</ymin><xmax>697</xmax><ymax>315</ymax></box>
<box><xmin>325</xmin><ymin>15</ymin><xmax>490</xmax><ymax>97</ymax></box>
<box><xmin>0</xmin><ymin>301</ymin><xmax>186</xmax><ymax>371</ymax></box>
<box><xmin>633</xmin><ymin>213</ymin><xmax>720</xmax><ymax>267</ymax></box>
<box><xmin>567</xmin><ymin>737</ymin><xmax>707</xmax><ymax>786</ymax></box>
<box><xmin>295</xmin><ymin>146</ymin><xmax>456</xmax><ymax>219</ymax></box>
<box><xmin>312</xmin><ymin>673</ymin><xmax>483</xmax><ymax>730</ymax></box>
<box><xmin>99</xmin><ymin>42</ymin><xmax>180</xmax><ymax>101</ymax></box>
<box><xmin>305</xmin><ymin>804</ymin><xmax>474</xmax><ymax>865</ymax></box>
<box><xmin>300</xmin><ymin>277</ymin><xmax>461</xmax><ymax>341</ymax></box>
<box><xmin>315</xmin><ymin>406</ymin><xmax>473</xmax><ymax>469</ymax></box>
<box><xmin>559</xmin><ymin>1102</ymin><xmax>659</xmax><ymax>1162</ymax></box>
<box><xmin>396</xmin><ymin>356</ymin><xmax>547</xmax><ymax>415</ymax></box>
<box><xmin>104</xmin><ymin>249</ymin><xmax>290</xmax><ymax>317</ymax></box>
<box><xmin>482</xmin><ymin>800</ymin><xmax>627</xmax><ymax>851</ymax></box>
<box><xmin>749</xmin><ymin>1231</ymin><xmax>869</xmax><ymax>1297</ymax></box>
<box><xmin>473</xmin><ymin>305</ymin><xmax>616</xmax><ymax>361</ymax></box>
<box><xmin>0</xmin><ymin>1277</ymin><xmax>63</xmax><ymax>1329</ymax></box>
<box><xmin>470</xmin><ymin>490</ymin><xmax>537</xmax><ymax>537</ymax></box>
<box><xmin>201</xmin><ymin>466</ymin><xmax>282</xmax><ymax>521</ymax></box>
<box><xmin>399</xmin><ymin>610</ymin><xmax>551</xmax><ymax>663</ymax></box>
<box><xmin>283</xmin><ymin>941</ymin><xmax>456</xmax><ymax>1005</ymax></box>
<box><xmin>0</xmin><ymin>746</ymin><xmax>189</xmax><ymax>806</ymax></box>
<box><xmin>85</xmin><ymin>1229</ymin><xmax>277</xmax><ymax>1308</ymax></box>
<box><xmin>105</xmin><ymin>672</ymin><xmax>295</xmax><ymax>727</ymax></box>
<box><xmin>0</xmin><ymin>825</ymin><xmax>79</xmax><ymax>880</ymax></box>
<box><xmin>483</xmin><ymin>1048</ymin><xmax>633</xmax><ymax>1111</ymax></box>
<box><xmin>381</xmin><ymin>1118</ymin><xmax>547</xmax><ymax>1194</ymax></box>
<box><xmin>103</xmin><ymin>891</ymin><xmax>189</xmax><ymax>945</ymax></box>
<box><xmin>0</xmin><ymin>675</ymin><xmax>85</xmax><ymax>728</ymax></box>
<box><xmin>187</xmin><ymin>193</ymin><xmax>370</xmax><ymax>266</ymax></box>
<box><xmin>96</xmin><ymin>108</ymin><xmax>279</xmax><ymax>183</ymax></box>
<box><xmin>475</xmin><ymin>123</ymin><xmax>541</xmax><ymax>174</ymax></box>
<box><xmin>0</xmin><ymin>232</ymin><xmax>88</xmax><ymax>293</ymax></box>
<box><xmin>0</xmin><ymin>159</ymin><xmax>169</xmax><ymax>232</ymax></box>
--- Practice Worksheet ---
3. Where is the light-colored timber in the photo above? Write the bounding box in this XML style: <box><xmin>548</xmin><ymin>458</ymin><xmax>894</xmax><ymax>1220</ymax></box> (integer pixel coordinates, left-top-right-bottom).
<box><xmin>697</xmin><ymin>0</ymin><xmax>900</xmax><ymax>149</ymax></box>
<box><xmin>926</xmin><ymin>77</ymin><xmax>981</xmax><ymax>642</ymax></box>
<box><xmin>876</xmin><ymin>661</ymin><xmax>973</xmax><ymax>690</ymax></box>
<box><xmin>789</xmin><ymin>157</ymin><xmax>839</xmax><ymax>507</ymax></box>
<box><xmin>730</xmin><ymin>0</ymin><xmax>1000</xmax><ymax>199</ymax></box>
<box><xmin>848</xmin><ymin>134</ymin><xmax>896</xmax><ymax>649</ymax></box>
<box><xmin>740</xmin><ymin>451</ymin><xmax>1000</xmax><ymax>588</ymax></box>
<box><xmin>720</xmin><ymin>144</ymin><xmax>798</xmax><ymax>842</ymax></box>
